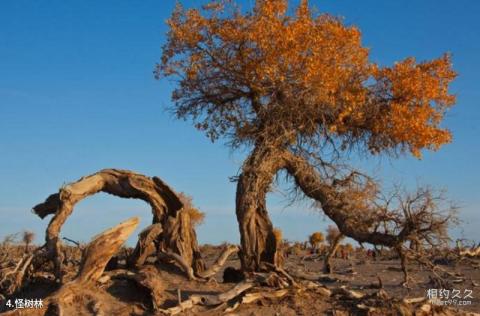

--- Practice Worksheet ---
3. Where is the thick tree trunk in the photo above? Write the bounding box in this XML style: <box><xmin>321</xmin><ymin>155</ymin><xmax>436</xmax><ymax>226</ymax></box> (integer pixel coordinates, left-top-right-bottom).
<box><xmin>235</xmin><ymin>147</ymin><xmax>285</xmax><ymax>271</ymax></box>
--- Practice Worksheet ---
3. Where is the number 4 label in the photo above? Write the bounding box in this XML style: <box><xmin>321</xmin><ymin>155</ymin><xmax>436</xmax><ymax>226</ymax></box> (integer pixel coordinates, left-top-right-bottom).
<box><xmin>5</xmin><ymin>299</ymin><xmax>12</xmax><ymax>308</ymax></box>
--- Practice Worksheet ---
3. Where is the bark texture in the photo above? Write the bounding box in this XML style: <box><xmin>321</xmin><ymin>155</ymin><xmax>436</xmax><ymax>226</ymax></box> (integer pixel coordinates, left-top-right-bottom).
<box><xmin>129</xmin><ymin>223</ymin><xmax>163</xmax><ymax>268</ymax></box>
<box><xmin>32</xmin><ymin>169</ymin><xmax>204</xmax><ymax>281</ymax></box>
<box><xmin>282</xmin><ymin>152</ymin><xmax>411</xmax><ymax>247</ymax></box>
<box><xmin>235</xmin><ymin>149</ymin><xmax>418</xmax><ymax>272</ymax></box>
<box><xmin>77</xmin><ymin>217</ymin><xmax>140</xmax><ymax>284</ymax></box>
<box><xmin>235</xmin><ymin>148</ymin><xmax>285</xmax><ymax>271</ymax></box>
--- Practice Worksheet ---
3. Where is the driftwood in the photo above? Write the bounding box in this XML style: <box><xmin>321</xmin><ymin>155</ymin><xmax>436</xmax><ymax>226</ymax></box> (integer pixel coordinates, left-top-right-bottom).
<box><xmin>31</xmin><ymin>169</ymin><xmax>204</xmax><ymax>281</ymax></box>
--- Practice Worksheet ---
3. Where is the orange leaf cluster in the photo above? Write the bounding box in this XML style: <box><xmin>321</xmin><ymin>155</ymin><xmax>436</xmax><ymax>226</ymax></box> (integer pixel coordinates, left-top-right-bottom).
<box><xmin>157</xmin><ymin>0</ymin><xmax>456</xmax><ymax>158</ymax></box>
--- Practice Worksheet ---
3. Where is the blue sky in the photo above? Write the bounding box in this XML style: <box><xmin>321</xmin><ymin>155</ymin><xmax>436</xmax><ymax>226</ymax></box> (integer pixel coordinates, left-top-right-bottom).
<box><xmin>0</xmin><ymin>0</ymin><xmax>479</xmax><ymax>246</ymax></box>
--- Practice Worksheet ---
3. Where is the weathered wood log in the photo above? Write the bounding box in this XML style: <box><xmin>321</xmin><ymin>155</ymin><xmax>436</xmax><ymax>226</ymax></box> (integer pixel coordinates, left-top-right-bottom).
<box><xmin>158</xmin><ymin>250</ymin><xmax>198</xmax><ymax>280</ymax></box>
<box><xmin>460</xmin><ymin>246</ymin><xmax>480</xmax><ymax>257</ymax></box>
<box><xmin>76</xmin><ymin>217</ymin><xmax>139</xmax><ymax>284</ymax></box>
<box><xmin>31</xmin><ymin>169</ymin><xmax>204</xmax><ymax>281</ymax></box>
<box><xmin>128</xmin><ymin>223</ymin><xmax>163</xmax><ymax>267</ymax></box>
<box><xmin>160</xmin><ymin>281</ymin><xmax>254</xmax><ymax>315</ymax></box>
<box><xmin>201</xmin><ymin>281</ymin><xmax>254</xmax><ymax>306</ymax></box>
<box><xmin>289</xmin><ymin>269</ymin><xmax>350</xmax><ymax>284</ymax></box>
<box><xmin>161</xmin><ymin>210</ymin><xmax>206</xmax><ymax>274</ymax></box>
<box><xmin>331</xmin><ymin>285</ymin><xmax>365</xmax><ymax>299</ymax></box>
<box><xmin>241</xmin><ymin>288</ymin><xmax>289</xmax><ymax>304</ymax></box>
<box><xmin>196</xmin><ymin>245</ymin><xmax>239</xmax><ymax>279</ymax></box>
<box><xmin>38</xmin><ymin>217</ymin><xmax>140</xmax><ymax>315</ymax></box>
<box><xmin>160</xmin><ymin>295</ymin><xmax>204</xmax><ymax>316</ymax></box>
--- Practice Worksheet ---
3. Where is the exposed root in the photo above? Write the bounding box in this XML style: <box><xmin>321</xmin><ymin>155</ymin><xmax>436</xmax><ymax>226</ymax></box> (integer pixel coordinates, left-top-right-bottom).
<box><xmin>241</xmin><ymin>288</ymin><xmax>289</xmax><ymax>304</ymax></box>
<box><xmin>196</xmin><ymin>244</ymin><xmax>239</xmax><ymax>279</ymax></box>
<box><xmin>158</xmin><ymin>250</ymin><xmax>197</xmax><ymax>281</ymax></box>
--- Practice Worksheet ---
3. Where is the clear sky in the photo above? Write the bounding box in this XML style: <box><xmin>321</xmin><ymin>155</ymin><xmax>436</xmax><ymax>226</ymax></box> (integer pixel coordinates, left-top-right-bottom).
<box><xmin>0</xmin><ymin>0</ymin><xmax>479</xmax><ymax>246</ymax></box>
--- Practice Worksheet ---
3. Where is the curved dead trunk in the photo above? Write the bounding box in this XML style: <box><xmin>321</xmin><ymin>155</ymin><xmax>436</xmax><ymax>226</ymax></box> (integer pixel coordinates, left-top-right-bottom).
<box><xmin>32</xmin><ymin>169</ymin><xmax>204</xmax><ymax>281</ymax></box>
<box><xmin>235</xmin><ymin>148</ymin><xmax>285</xmax><ymax>271</ymax></box>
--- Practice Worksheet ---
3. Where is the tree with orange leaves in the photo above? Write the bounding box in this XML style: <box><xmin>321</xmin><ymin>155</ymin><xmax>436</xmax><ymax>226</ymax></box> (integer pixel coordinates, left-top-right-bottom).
<box><xmin>156</xmin><ymin>0</ymin><xmax>457</xmax><ymax>271</ymax></box>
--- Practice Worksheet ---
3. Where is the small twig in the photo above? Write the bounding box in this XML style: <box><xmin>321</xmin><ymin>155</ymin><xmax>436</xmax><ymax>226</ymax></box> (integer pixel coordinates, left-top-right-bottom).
<box><xmin>62</xmin><ymin>237</ymin><xmax>81</xmax><ymax>247</ymax></box>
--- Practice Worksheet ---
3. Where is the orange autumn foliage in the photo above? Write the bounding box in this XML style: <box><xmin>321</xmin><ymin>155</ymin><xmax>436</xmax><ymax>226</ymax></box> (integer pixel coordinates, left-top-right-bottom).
<box><xmin>157</xmin><ymin>0</ymin><xmax>456</xmax><ymax>158</ymax></box>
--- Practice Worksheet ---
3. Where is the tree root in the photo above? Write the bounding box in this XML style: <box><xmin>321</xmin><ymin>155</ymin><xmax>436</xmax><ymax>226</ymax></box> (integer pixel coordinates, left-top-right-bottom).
<box><xmin>158</xmin><ymin>250</ymin><xmax>198</xmax><ymax>281</ymax></box>
<box><xmin>159</xmin><ymin>244</ymin><xmax>240</xmax><ymax>281</ymax></box>
<box><xmin>196</xmin><ymin>244</ymin><xmax>239</xmax><ymax>279</ymax></box>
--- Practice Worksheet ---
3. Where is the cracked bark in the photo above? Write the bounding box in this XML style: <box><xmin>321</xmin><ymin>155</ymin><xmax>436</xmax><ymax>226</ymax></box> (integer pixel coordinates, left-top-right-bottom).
<box><xmin>235</xmin><ymin>148</ymin><xmax>285</xmax><ymax>271</ymax></box>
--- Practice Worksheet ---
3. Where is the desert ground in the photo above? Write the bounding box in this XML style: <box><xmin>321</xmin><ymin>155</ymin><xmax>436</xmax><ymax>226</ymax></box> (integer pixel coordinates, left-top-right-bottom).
<box><xmin>1</xmin><ymin>241</ymin><xmax>479</xmax><ymax>315</ymax></box>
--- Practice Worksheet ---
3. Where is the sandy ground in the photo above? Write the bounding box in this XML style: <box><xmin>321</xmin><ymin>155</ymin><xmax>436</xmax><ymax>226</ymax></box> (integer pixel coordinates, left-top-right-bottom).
<box><xmin>1</xmin><ymin>245</ymin><xmax>479</xmax><ymax>315</ymax></box>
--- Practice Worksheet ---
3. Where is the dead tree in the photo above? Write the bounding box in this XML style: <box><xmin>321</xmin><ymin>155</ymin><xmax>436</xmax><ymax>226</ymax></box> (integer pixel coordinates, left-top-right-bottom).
<box><xmin>42</xmin><ymin>217</ymin><xmax>142</xmax><ymax>315</ymax></box>
<box><xmin>323</xmin><ymin>226</ymin><xmax>344</xmax><ymax>274</ymax></box>
<box><xmin>32</xmin><ymin>169</ymin><xmax>205</xmax><ymax>281</ymax></box>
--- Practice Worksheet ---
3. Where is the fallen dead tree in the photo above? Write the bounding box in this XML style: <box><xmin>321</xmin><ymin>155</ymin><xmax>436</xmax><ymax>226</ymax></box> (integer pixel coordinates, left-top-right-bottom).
<box><xmin>2</xmin><ymin>169</ymin><xmax>243</xmax><ymax>295</ymax></box>
<box><xmin>2</xmin><ymin>217</ymin><xmax>181</xmax><ymax>315</ymax></box>
<box><xmin>459</xmin><ymin>245</ymin><xmax>480</xmax><ymax>258</ymax></box>
<box><xmin>31</xmin><ymin>169</ymin><xmax>205</xmax><ymax>282</ymax></box>
<box><xmin>2</xmin><ymin>217</ymin><xmax>141</xmax><ymax>316</ymax></box>
<box><xmin>0</xmin><ymin>253</ymin><xmax>34</xmax><ymax>296</ymax></box>
<box><xmin>2</xmin><ymin>212</ymin><xmax>477</xmax><ymax>316</ymax></box>
<box><xmin>159</xmin><ymin>275</ymin><xmax>285</xmax><ymax>315</ymax></box>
